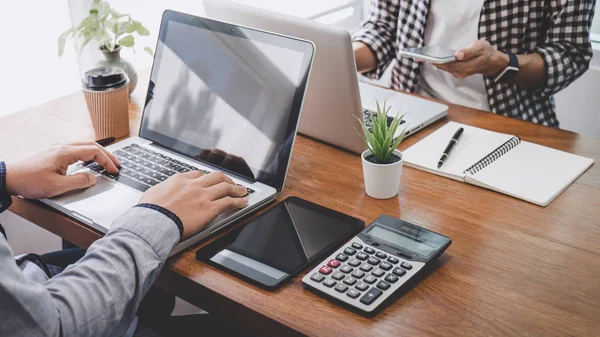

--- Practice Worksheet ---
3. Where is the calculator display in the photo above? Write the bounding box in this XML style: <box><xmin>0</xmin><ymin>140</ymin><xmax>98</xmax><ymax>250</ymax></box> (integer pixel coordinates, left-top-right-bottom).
<box><xmin>367</xmin><ymin>225</ymin><xmax>443</xmax><ymax>257</ymax></box>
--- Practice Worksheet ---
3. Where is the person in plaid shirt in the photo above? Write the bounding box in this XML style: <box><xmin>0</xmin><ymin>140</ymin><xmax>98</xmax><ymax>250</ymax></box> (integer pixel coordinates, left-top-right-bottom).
<box><xmin>353</xmin><ymin>0</ymin><xmax>596</xmax><ymax>127</ymax></box>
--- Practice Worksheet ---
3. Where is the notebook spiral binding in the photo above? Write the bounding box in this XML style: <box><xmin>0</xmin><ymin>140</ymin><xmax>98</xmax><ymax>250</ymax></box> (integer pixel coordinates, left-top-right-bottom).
<box><xmin>464</xmin><ymin>136</ymin><xmax>521</xmax><ymax>175</ymax></box>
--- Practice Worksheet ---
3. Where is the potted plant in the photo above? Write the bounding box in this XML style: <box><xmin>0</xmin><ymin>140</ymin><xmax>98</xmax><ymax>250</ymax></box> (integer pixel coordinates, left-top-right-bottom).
<box><xmin>58</xmin><ymin>0</ymin><xmax>154</xmax><ymax>94</ymax></box>
<box><xmin>356</xmin><ymin>101</ymin><xmax>407</xmax><ymax>199</ymax></box>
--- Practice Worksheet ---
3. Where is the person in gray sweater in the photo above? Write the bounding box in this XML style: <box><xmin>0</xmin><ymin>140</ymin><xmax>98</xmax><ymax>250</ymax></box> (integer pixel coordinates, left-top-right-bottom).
<box><xmin>0</xmin><ymin>142</ymin><xmax>249</xmax><ymax>337</ymax></box>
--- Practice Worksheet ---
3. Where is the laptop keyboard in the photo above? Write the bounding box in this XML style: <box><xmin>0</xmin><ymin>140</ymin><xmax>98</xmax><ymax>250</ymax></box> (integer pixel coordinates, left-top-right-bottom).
<box><xmin>362</xmin><ymin>109</ymin><xmax>405</xmax><ymax>129</ymax></box>
<box><xmin>86</xmin><ymin>144</ymin><xmax>255</xmax><ymax>194</ymax></box>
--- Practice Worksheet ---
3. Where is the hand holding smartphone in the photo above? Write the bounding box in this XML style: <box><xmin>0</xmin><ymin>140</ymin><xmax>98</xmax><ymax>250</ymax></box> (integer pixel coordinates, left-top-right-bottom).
<box><xmin>399</xmin><ymin>46</ymin><xmax>457</xmax><ymax>64</ymax></box>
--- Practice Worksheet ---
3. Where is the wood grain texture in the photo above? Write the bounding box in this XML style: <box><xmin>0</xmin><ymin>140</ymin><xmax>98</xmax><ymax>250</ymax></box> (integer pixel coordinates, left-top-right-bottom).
<box><xmin>1</xmin><ymin>72</ymin><xmax>598</xmax><ymax>337</ymax></box>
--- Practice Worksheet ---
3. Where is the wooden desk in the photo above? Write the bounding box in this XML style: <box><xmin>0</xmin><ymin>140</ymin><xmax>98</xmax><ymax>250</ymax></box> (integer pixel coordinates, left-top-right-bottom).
<box><xmin>1</xmin><ymin>75</ymin><xmax>599</xmax><ymax>337</ymax></box>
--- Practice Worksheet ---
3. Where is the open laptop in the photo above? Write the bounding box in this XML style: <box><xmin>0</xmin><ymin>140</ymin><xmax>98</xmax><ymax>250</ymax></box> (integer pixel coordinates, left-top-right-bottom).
<box><xmin>205</xmin><ymin>0</ymin><xmax>448</xmax><ymax>154</ymax></box>
<box><xmin>42</xmin><ymin>10</ymin><xmax>315</xmax><ymax>255</ymax></box>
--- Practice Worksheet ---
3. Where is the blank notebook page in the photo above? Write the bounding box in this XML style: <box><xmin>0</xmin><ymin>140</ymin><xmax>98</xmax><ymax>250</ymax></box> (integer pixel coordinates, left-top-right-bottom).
<box><xmin>468</xmin><ymin>141</ymin><xmax>594</xmax><ymax>205</ymax></box>
<box><xmin>403</xmin><ymin>121</ymin><xmax>514</xmax><ymax>178</ymax></box>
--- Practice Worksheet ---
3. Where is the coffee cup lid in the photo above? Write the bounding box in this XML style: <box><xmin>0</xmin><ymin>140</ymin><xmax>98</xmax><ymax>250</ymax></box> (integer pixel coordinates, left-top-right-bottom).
<box><xmin>82</xmin><ymin>67</ymin><xmax>128</xmax><ymax>90</ymax></box>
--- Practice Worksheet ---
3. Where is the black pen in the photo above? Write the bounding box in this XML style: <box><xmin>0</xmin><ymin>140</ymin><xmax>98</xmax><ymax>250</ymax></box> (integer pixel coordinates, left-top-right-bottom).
<box><xmin>437</xmin><ymin>127</ymin><xmax>464</xmax><ymax>169</ymax></box>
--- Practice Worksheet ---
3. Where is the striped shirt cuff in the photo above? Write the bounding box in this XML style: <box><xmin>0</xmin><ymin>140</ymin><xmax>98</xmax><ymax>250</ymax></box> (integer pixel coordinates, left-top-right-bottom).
<box><xmin>134</xmin><ymin>203</ymin><xmax>184</xmax><ymax>240</ymax></box>
<box><xmin>0</xmin><ymin>162</ymin><xmax>12</xmax><ymax>213</ymax></box>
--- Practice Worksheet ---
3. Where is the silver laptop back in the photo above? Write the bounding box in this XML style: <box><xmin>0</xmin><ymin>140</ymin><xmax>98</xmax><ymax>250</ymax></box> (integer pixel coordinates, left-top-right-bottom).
<box><xmin>205</xmin><ymin>0</ymin><xmax>449</xmax><ymax>153</ymax></box>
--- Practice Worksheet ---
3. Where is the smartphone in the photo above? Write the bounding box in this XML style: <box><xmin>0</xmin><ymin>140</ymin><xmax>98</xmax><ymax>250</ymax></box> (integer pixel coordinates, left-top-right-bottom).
<box><xmin>399</xmin><ymin>46</ymin><xmax>457</xmax><ymax>64</ymax></box>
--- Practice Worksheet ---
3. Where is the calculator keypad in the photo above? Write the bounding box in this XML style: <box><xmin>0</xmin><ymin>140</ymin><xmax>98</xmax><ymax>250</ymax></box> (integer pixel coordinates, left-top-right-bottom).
<box><xmin>356</xmin><ymin>252</ymin><xmax>369</xmax><ymax>261</ymax></box>
<box><xmin>323</xmin><ymin>279</ymin><xmax>337</xmax><ymax>287</ymax></box>
<box><xmin>348</xmin><ymin>259</ymin><xmax>361</xmax><ymax>267</ymax></box>
<box><xmin>364</xmin><ymin>275</ymin><xmax>377</xmax><ymax>284</ymax></box>
<box><xmin>327</xmin><ymin>260</ymin><xmax>341</xmax><ymax>268</ymax></box>
<box><xmin>335</xmin><ymin>284</ymin><xmax>348</xmax><ymax>293</ymax></box>
<box><xmin>359</xmin><ymin>264</ymin><xmax>373</xmax><ymax>272</ymax></box>
<box><xmin>351</xmin><ymin>270</ymin><xmax>365</xmax><ymax>279</ymax></box>
<box><xmin>367</xmin><ymin>257</ymin><xmax>380</xmax><ymax>265</ymax></box>
<box><xmin>393</xmin><ymin>267</ymin><xmax>406</xmax><ymax>277</ymax></box>
<box><xmin>346</xmin><ymin>289</ymin><xmax>360</xmax><ymax>298</ymax></box>
<box><xmin>376</xmin><ymin>281</ymin><xmax>390</xmax><ymax>290</ymax></box>
<box><xmin>343</xmin><ymin>247</ymin><xmax>357</xmax><ymax>255</ymax></box>
<box><xmin>355</xmin><ymin>282</ymin><xmax>369</xmax><ymax>291</ymax></box>
<box><xmin>319</xmin><ymin>266</ymin><xmax>333</xmax><ymax>275</ymax></box>
<box><xmin>360</xmin><ymin>288</ymin><xmax>383</xmax><ymax>305</ymax></box>
<box><xmin>332</xmin><ymin>271</ymin><xmax>345</xmax><ymax>280</ymax></box>
<box><xmin>302</xmin><ymin>238</ymin><xmax>425</xmax><ymax>313</ymax></box>
<box><xmin>343</xmin><ymin>277</ymin><xmax>357</xmax><ymax>286</ymax></box>
<box><xmin>371</xmin><ymin>269</ymin><xmax>385</xmax><ymax>277</ymax></box>
<box><xmin>311</xmin><ymin>273</ymin><xmax>324</xmax><ymax>282</ymax></box>
<box><xmin>385</xmin><ymin>274</ymin><xmax>399</xmax><ymax>283</ymax></box>
<box><xmin>335</xmin><ymin>253</ymin><xmax>349</xmax><ymax>262</ymax></box>
<box><xmin>379</xmin><ymin>262</ymin><xmax>393</xmax><ymax>271</ymax></box>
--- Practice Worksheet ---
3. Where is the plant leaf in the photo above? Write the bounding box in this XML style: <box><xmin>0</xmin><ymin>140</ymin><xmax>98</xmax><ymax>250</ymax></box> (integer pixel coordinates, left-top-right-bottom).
<box><xmin>111</xmin><ymin>9</ymin><xmax>126</xmax><ymax>19</ymax></box>
<box><xmin>126</xmin><ymin>20</ymin><xmax>142</xmax><ymax>34</ymax></box>
<box><xmin>137</xmin><ymin>25</ymin><xmax>150</xmax><ymax>36</ymax></box>
<box><xmin>355</xmin><ymin>128</ymin><xmax>370</xmax><ymax>149</ymax></box>
<box><xmin>97</xmin><ymin>1</ymin><xmax>111</xmax><ymax>20</ymax></box>
<box><xmin>144</xmin><ymin>46</ymin><xmax>154</xmax><ymax>56</ymax></box>
<box><xmin>118</xmin><ymin>35</ymin><xmax>135</xmax><ymax>47</ymax></box>
<box><xmin>356</xmin><ymin>99</ymin><xmax>408</xmax><ymax>162</ymax></box>
<box><xmin>79</xmin><ymin>34</ymin><xmax>94</xmax><ymax>53</ymax></box>
<box><xmin>57</xmin><ymin>27</ymin><xmax>77</xmax><ymax>56</ymax></box>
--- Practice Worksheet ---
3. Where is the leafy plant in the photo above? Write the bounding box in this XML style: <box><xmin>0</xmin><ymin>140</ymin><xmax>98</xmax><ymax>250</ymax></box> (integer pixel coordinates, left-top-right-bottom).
<box><xmin>356</xmin><ymin>100</ymin><xmax>407</xmax><ymax>163</ymax></box>
<box><xmin>58</xmin><ymin>0</ymin><xmax>153</xmax><ymax>57</ymax></box>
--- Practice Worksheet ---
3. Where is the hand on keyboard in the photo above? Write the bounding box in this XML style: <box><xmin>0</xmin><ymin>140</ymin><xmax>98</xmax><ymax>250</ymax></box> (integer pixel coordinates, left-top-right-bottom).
<box><xmin>5</xmin><ymin>142</ymin><xmax>120</xmax><ymax>199</ymax></box>
<box><xmin>86</xmin><ymin>144</ymin><xmax>256</xmax><ymax>195</ymax></box>
<box><xmin>140</xmin><ymin>171</ymin><xmax>248</xmax><ymax>240</ymax></box>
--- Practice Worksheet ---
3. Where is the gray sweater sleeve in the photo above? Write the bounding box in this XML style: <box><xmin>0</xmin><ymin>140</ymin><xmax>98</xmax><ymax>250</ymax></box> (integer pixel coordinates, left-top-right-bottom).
<box><xmin>0</xmin><ymin>206</ymin><xmax>181</xmax><ymax>337</ymax></box>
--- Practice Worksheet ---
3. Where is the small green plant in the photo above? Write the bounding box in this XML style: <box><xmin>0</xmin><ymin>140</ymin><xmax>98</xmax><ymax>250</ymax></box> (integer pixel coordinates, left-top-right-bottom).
<box><xmin>58</xmin><ymin>0</ymin><xmax>153</xmax><ymax>57</ymax></box>
<box><xmin>356</xmin><ymin>100</ymin><xmax>407</xmax><ymax>163</ymax></box>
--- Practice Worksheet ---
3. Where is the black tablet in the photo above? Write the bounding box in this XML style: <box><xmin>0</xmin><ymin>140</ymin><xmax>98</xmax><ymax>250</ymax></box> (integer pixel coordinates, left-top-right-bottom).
<box><xmin>196</xmin><ymin>197</ymin><xmax>364</xmax><ymax>289</ymax></box>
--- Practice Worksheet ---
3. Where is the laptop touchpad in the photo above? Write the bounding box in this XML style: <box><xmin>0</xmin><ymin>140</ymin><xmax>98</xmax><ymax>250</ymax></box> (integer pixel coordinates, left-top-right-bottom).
<box><xmin>51</xmin><ymin>177</ymin><xmax>140</xmax><ymax>231</ymax></box>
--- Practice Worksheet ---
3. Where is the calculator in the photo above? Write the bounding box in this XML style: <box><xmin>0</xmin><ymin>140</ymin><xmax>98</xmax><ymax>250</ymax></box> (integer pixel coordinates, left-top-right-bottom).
<box><xmin>302</xmin><ymin>215</ymin><xmax>451</xmax><ymax>314</ymax></box>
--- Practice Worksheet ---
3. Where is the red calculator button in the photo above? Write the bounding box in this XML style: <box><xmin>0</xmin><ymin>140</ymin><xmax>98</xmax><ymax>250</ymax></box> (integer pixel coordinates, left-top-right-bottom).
<box><xmin>327</xmin><ymin>260</ymin><xmax>341</xmax><ymax>268</ymax></box>
<box><xmin>319</xmin><ymin>266</ymin><xmax>333</xmax><ymax>275</ymax></box>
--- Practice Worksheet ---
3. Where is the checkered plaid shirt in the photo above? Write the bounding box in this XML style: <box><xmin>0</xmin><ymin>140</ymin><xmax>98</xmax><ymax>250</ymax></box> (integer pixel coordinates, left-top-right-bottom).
<box><xmin>353</xmin><ymin>0</ymin><xmax>596</xmax><ymax>127</ymax></box>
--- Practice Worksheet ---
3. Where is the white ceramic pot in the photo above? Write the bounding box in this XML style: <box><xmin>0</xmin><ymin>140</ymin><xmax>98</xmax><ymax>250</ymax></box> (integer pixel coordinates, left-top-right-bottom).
<box><xmin>361</xmin><ymin>149</ymin><xmax>404</xmax><ymax>199</ymax></box>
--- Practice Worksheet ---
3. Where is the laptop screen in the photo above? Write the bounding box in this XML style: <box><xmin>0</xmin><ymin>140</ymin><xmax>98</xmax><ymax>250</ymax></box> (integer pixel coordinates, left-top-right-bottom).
<box><xmin>140</xmin><ymin>11</ymin><xmax>314</xmax><ymax>190</ymax></box>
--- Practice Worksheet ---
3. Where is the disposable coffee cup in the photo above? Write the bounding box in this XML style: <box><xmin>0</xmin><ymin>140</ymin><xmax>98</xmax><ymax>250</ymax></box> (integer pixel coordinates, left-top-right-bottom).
<box><xmin>82</xmin><ymin>67</ymin><xmax>130</xmax><ymax>139</ymax></box>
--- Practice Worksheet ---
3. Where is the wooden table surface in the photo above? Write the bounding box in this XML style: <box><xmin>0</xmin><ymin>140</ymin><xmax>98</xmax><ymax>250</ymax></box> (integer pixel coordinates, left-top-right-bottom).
<box><xmin>1</xmin><ymin>73</ymin><xmax>599</xmax><ymax>337</ymax></box>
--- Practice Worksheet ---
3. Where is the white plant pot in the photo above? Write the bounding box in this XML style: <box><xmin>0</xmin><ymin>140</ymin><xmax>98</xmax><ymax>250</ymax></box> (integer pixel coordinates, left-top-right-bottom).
<box><xmin>361</xmin><ymin>149</ymin><xmax>404</xmax><ymax>199</ymax></box>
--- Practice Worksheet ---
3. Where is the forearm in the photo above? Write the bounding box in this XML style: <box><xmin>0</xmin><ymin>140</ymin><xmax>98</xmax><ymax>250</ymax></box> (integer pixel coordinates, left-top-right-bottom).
<box><xmin>489</xmin><ymin>51</ymin><xmax>546</xmax><ymax>89</ymax></box>
<box><xmin>352</xmin><ymin>0</ymin><xmax>400</xmax><ymax>79</ymax></box>
<box><xmin>0</xmin><ymin>207</ymin><xmax>180</xmax><ymax>337</ymax></box>
<box><xmin>353</xmin><ymin>42</ymin><xmax>377</xmax><ymax>73</ymax></box>
<box><xmin>46</xmin><ymin>206</ymin><xmax>180</xmax><ymax>337</ymax></box>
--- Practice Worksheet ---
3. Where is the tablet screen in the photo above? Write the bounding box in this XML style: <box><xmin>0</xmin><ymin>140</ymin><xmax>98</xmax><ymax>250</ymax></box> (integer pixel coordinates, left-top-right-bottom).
<box><xmin>200</xmin><ymin>197</ymin><xmax>364</xmax><ymax>288</ymax></box>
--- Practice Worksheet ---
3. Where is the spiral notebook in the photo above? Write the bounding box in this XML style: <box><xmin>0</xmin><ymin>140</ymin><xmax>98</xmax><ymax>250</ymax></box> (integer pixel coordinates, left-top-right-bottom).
<box><xmin>403</xmin><ymin>122</ymin><xmax>594</xmax><ymax>206</ymax></box>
